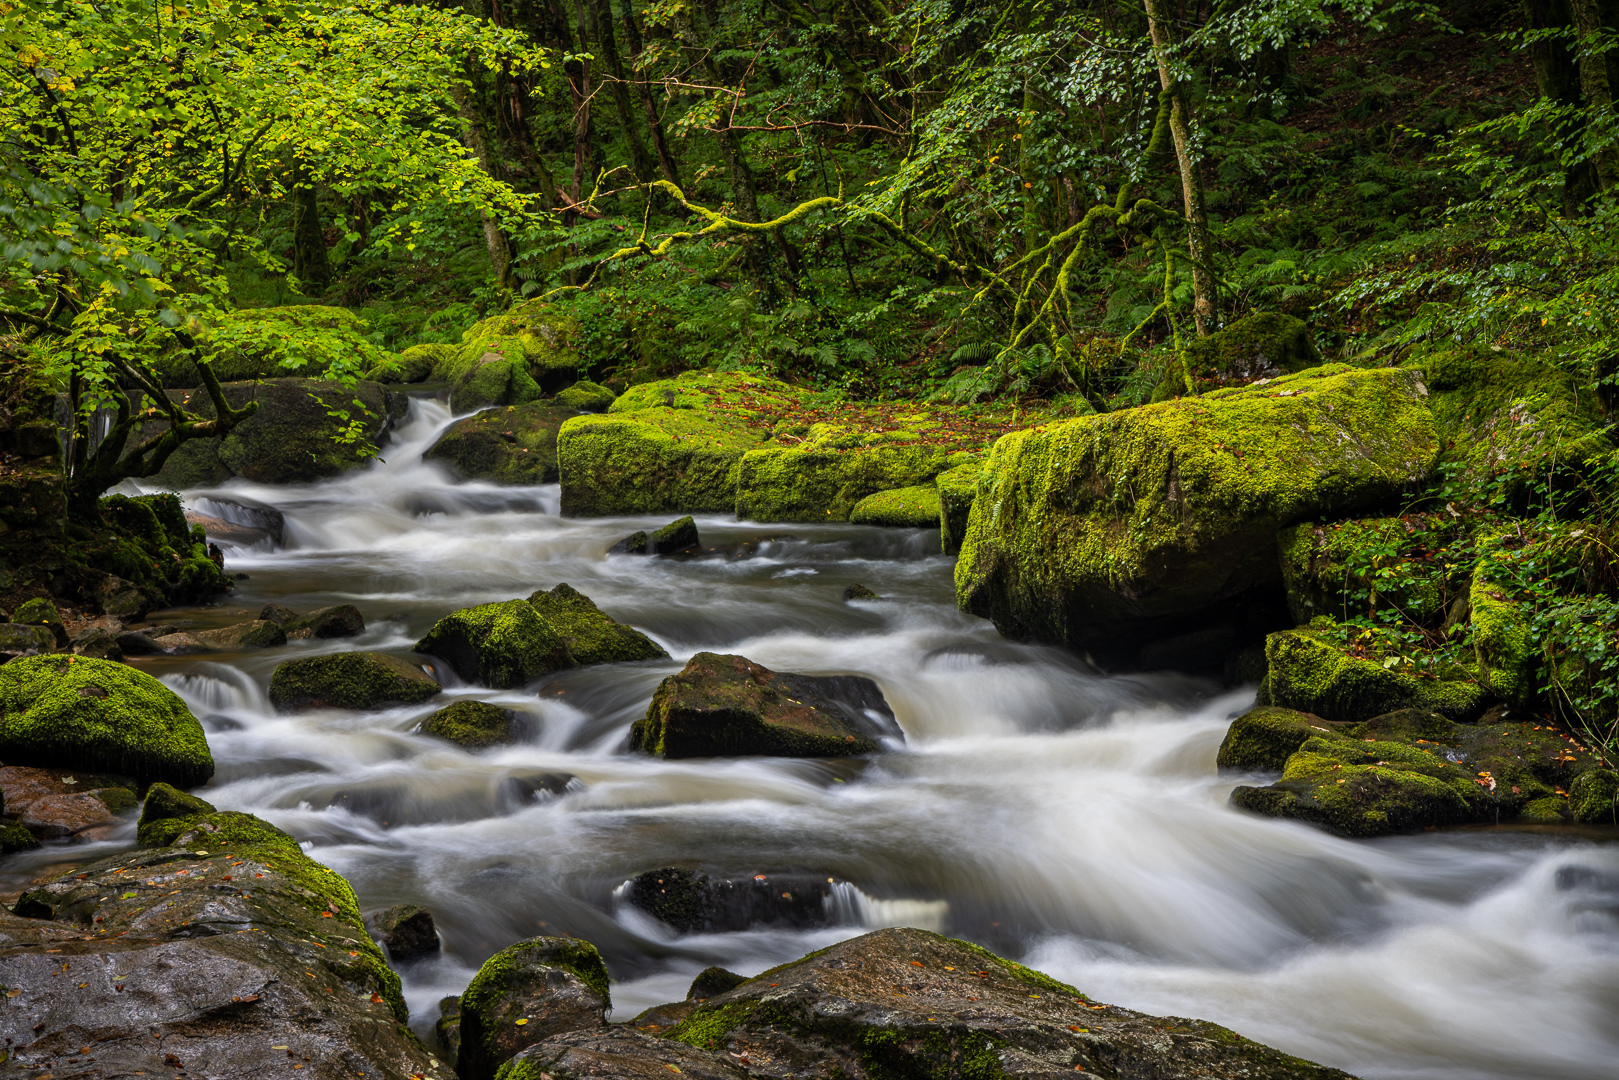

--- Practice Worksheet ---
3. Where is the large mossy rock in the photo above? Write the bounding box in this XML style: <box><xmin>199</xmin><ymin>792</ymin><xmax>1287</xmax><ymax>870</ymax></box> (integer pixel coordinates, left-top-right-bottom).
<box><xmin>457</xmin><ymin>936</ymin><xmax>611</xmax><ymax>1080</ymax></box>
<box><xmin>736</xmin><ymin>425</ymin><xmax>951</xmax><ymax>523</ymax></box>
<box><xmin>432</xmin><ymin>301</ymin><xmax>581</xmax><ymax>411</ymax></box>
<box><xmin>629</xmin><ymin>652</ymin><xmax>901</xmax><ymax>758</ymax></box>
<box><xmin>268</xmin><ymin>651</ymin><xmax>443</xmax><ymax>711</ymax></box>
<box><xmin>415</xmin><ymin>600</ymin><xmax>576</xmax><ymax>688</ymax></box>
<box><xmin>369</xmin><ymin>341</ymin><xmax>449</xmax><ymax>384</ymax></box>
<box><xmin>527</xmin><ymin>583</ymin><xmax>668</xmax><ymax>664</ymax></box>
<box><xmin>848</xmin><ymin>483</ymin><xmax>942</xmax><ymax>527</ymax></box>
<box><xmin>1151</xmin><ymin>312</ymin><xmax>1321</xmax><ymax>402</ymax></box>
<box><xmin>3</xmin><ymin>809</ymin><xmax>438</xmax><ymax>1078</ymax></box>
<box><xmin>423</xmin><ymin>402</ymin><xmax>577</xmax><ymax>485</ymax></box>
<box><xmin>495</xmin><ymin>927</ymin><xmax>1353</xmax><ymax>1080</ymax></box>
<box><xmin>0</xmin><ymin>654</ymin><xmax>213</xmax><ymax>789</ymax></box>
<box><xmin>92</xmin><ymin>492</ymin><xmax>232</xmax><ymax>606</ymax></box>
<box><xmin>148</xmin><ymin>377</ymin><xmax>405</xmax><ymax>488</ymax></box>
<box><xmin>1229</xmin><ymin>706</ymin><xmax>1608</xmax><ymax>835</ymax></box>
<box><xmin>1216</xmin><ymin>705</ymin><xmax>1349</xmax><ymax>771</ymax></box>
<box><xmin>557</xmin><ymin>372</ymin><xmax>806</xmax><ymax>517</ymax></box>
<box><xmin>935</xmin><ymin>459</ymin><xmax>983</xmax><ymax>555</ymax></box>
<box><xmin>1256</xmin><ymin>624</ymin><xmax>1488</xmax><ymax>724</ymax></box>
<box><xmin>955</xmin><ymin>365</ymin><xmax>1439</xmax><ymax>660</ymax></box>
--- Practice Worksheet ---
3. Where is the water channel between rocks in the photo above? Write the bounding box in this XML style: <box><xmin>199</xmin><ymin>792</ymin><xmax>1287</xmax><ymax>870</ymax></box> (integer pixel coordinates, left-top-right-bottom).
<box><xmin>14</xmin><ymin>398</ymin><xmax>1619</xmax><ymax>1080</ymax></box>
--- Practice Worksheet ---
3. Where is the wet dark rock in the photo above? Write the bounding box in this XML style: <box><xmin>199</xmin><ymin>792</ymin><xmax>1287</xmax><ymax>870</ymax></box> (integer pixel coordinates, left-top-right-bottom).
<box><xmin>496</xmin><ymin>927</ymin><xmax>1353</xmax><ymax>1080</ymax></box>
<box><xmin>192</xmin><ymin>618</ymin><xmax>287</xmax><ymax>650</ymax></box>
<box><xmin>93</xmin><ymin>574</ymin><xmax>151</xmax><ymax>621</ymax></box>
<box><xmin>1216</xmin><ymin>706</ymin><xmax>1348</xmax><ymax>772</ymax></box>
<box><xmin>11</xmin><ymin>596</ymin><xmax>67</xmax><ymax>646</ymax></box>
<box><xmin>136</xmin><ymin>781</ymin><xmax>217</xmax><ymax>843</ymax></box>
<box><xmin>0</xmin><ymin>765</ymin><xmax>138</xmax><ymax>841</ymax></box>
<box><xmin>370</xmin><ymin>903</ymin><xmax>440</xmax><ymax>961</ymax></box>
<box><xmin>608</xmin><ymin>530</ymin><xmax>649</xmax><ymax>555</ymax></box>
<box><xmin>260</xmin><ymin>601</ymin><xmax>300</xmax><ymax>624</ymax></box>
<box><xmin>0</xmin><ymin>810</ymin><xmax>446</xmax><ymax>1080</ymax></box>
<box><xmin>528</xmin><ymin>583</ymin><xmax>667</xmax><ymax>665</ymax></box>
<box><xmin>626</xmin><ymin>868</ymin><xmax>836</xmax><ymax>933</ymax></box>
<box><xmin>421</xmin><ymin>699</ymin><xmax>526</xmax><ymax>749</ymax></box>
<box><xmin>0</xmin><ymin>654</ymin><xmax>213</xmax><ymax>789</ymax></box>
<box><xmin>268</xmin><ymin>651</ymin><xmax>442</xmax><ymax>712</ymax></box>
<box><xmin>415</xmin><ymin>600</ymin><xmax>576</xmax><ymax>689</ymax></box>
<box><xmin>70</xmin><ymin>625</ymin><xmax>124</xmax><ymax>660</ymax></box>
<box><xmin>456</xmin><ymin>936</ymin><xmax>611</xmax><ymax>1080</ymax></box>
<box><xmin>187</xmin><ymin>495</ymin><xmax>287</xmax><ymax>547</ymax></box>
<box><xmin>423</xmin><ymin>402</ymin><xmax>576</xmax><ymax>485</ymax></box>
<box><xmin>0</xmin><ymin>622</ymin><xmax>56</xmax><ymax>661</ymax></box>
<box><xmin>437</xmin><ymin>995</ymin><xmax>463</xmax><ymax>1061</ymax></box>
<box><xmin>842</xmin><ymin>583</ymin><xmax>880</xmax><ymax>601</ymax></box>
<box><xmin>629</xmin><ymin>652</ymin><xmax>902</xmax><ymax>758</ymax></box>
<box><xmin>687</xmin><ymin>966</ymin><xmax>749</xmax><ymax>1000</ymax></box>
<box><xmin>497</xmin><ymin>771</ymin><xmax>576</xmax><ymax>811</ymax></box>
<box><xmin>285</xmin><ymin>603</ymin><xmax>367</xmax><ymax>640</ymax></box>
<box><xmin>609</xmin><ymin>517</ymin><xmax>700</xmax><ymax>557</ymax></box>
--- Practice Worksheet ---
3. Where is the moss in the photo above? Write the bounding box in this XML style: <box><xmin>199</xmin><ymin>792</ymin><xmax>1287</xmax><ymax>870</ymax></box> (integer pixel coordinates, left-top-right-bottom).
<box><xmin>423</xmin><ymin>403</ymin><xmax>575</xmax><ymax>485</ymax></box>
<box><xmin>369</xmin><ymin>342</ymin><xmax>448</xmax><ymax>384</ymax></box>
<box><xmin>955</xmin><ymin>366</ymin><xmax>1439</xmax><ymax>652</ymax></box>
<box><xmin>136</xmin><ymin>781</ymin><xmax>218</xmax><ymax>843</ymax></box>
<box><xmin>93</xmin><ymin>785</ymin><xmax>137</xmax><ymax>813</ymax></box>
<box><xmin>944</xmin><ymin>938</ymin><xmax>1089</xmax><ymax>1000</ymax></box>
<box><xmin>0</xmin><ymin>654</ymin><xmax>213</xmax><ymax>788</ymax></box>
<box><xmin>1256</xmin><ymin>625</ymin><xmax>1487</xmax><ymax>724</ymax></box>
<box><xmin>850</xmin><ymin>485</ymin><xmax>942</xmax><ymax>528</ymax></box>
<box><xmin>268</xmin><ymin>651</ymin><xmax>442</xmax><ymax>711</ymax></box>
<box><xmin>687</xmin><ymin>966</ymin><xmax>748</xmax><ymax>1000</ymax></box>
<box><xmin>667</xmin><ymin>1000</ymin><xmax>757</xmax><ymax>1050</ymax></box>
<box><xmin>1151</xmin><ymin>313</ymin><xmax>1321</xmax><ymax>402</ymax></box>
<box><xmin>0</xmin><ymin>820</ymin><xmax>40</xmax><ymax>853</ymax></box>
<box><xmin>1569</xmin><ymin>768</ymin><xmax>1619</xmax><ymax>825</ymax></box>
<box><xmin>437</xmin><ymin>301</ymin><xmax>581</xmax><ymax>409</ymax></box>
<box><xmin>460</xmin><ymin>936</ymin><xmax>611</xmax><ymax>1077</ymax></box>
<box><xmin>420</xmin><ymin>700</ymin><xmax>523</xmax><ymax>749</ymax></box>
<box><xmin>1470</xmin><ymin>564</ymin><xmax>1538</xmax><ymax>708</ymax></box>
<box><xmin>10</xmin><ymin>596</ymin><xmax>65</xmax><ymax>646</ymax></box>
<box><xmin>416</xmin><ymin>600</ymin><xmax>576</xmax><ymax>688</ymax></box>
<box><xmin>737</xmin><ymin>425</ymin><xmax>952</xmax><ymax>523</ymax></box>
<box><xmin>1519</xmin><ymin>795</ymin><xmax>1569</xmax><ymax>822</ymax></box>
<box><xmin>859</xmin><ymin>1027</ymin><xmax>1010</xmax><ymax>1080</ymax></box>
<box><xmin>552</xmin><ymin>380</ymin><xmax>616</xmax><ymax>412</ymax></box>
<box><xmin>557</xmin><ymin>407</ymin><xmax>767</xmax><ymax>517</ymax></box>
<box><xmin>936</xmin><ymin>461</ymin><xmax>983</xmax><ymax>555</ymax></box>
<box><xmin>609</xmin><ymin>370</ymin><xmax>804</xmax><ymax>415</ymax></box>
<box><xmin>1216</xmin><ymin>706</ymin><xmax>1348</xmax><ymax>771</ymax></box>
<box><xmin>526</xmin><ymin>583</ymin><xmax>667</xmax><ymax>665</ymax></box>
<box><xmin>1278</xmin><ymin>514</ymin><xmax>1462</xmax><ymax>626</ymax></box>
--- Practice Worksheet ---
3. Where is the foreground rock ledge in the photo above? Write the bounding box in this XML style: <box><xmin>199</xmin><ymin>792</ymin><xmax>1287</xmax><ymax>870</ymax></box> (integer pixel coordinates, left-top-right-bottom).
<box><xmin>494</xmin><ymin>927</ymin><xmax>1354</xmax><ymax>1080</ymax></box>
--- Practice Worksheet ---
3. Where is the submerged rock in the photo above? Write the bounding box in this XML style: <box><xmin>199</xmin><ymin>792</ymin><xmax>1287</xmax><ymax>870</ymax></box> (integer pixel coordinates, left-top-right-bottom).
<box><xmin>371</xmin><ymin>903</ymin><xmax>440</xmax><ymax>961</ymax></box>
<box><xmin>420</xmin><ymin>699</ymin><xmax>526</xmax><ymax>749</ymax></box>
<box><xmin>626</xmin><ymin>868</ymin><xmax>837</xmax><ymax>933</ymax></box>
<box><xmin>629</xmin><ymin>652</ymin><xmax>901</xmax><ymax>758</ymax></box>
<box><xmin>0</xmin><ymin>654</ymin><xmax>213</xmax><ymax>788</ymax></box>
<box><xmin>456</xmin><ymin>936</ymin><xmax>611</xmax><ymax>1080</ymax></box>
<box><xmin>416</xmin><ymin>600</ymin><xmax>576</xmax><ymax>689</ymax></box>
<box><xmin>848</xmin><ymin>483</ymin><xmax>941</xmax><ymax>527</ymax></box>
<box><xmin>528</xmin><ymin>583</ymin><xmax>668</xmax><ymax>664</ymax></box>
<box><xmin>607</xmin><ymin>530</ymin><xmax>650</xmax><ymax>555</ymax></box>
<box><xmin>70</xmin><ymin>625</ymin><xmax>124</xmax><ymax>660</ymax></box>
<box><xmin>0</xmin><ymin>765</ymin><xmax>138</xmax><ymax>841</ymax></box>
<box><xmin>423</xmin><ymin>402</ymin><xmax>576</xmax><ymax>485</ymax></box>
<box><xmin>609</xmin><ymin>516</ymin><xmax>700</xmax><ymax>557</ymax></box>
<box><xmin>268</xmin><ymin>651</ymin><xmax>442</xmax><ymax>711</ymax></box>
<box><xmin>954</xmin><ymin>365</ymin><xmax>1437</xmax><ymax>668</ymax></box>
<box><xmin>1</xmin><ymin>809</ymin><xmax>446</xmax><ymax>1079</ymax></box>
<box><xmin>842</xmin><ymin>583</ymin><xmax>880</xmax><ymax>601</ymax></box>
<box><xmin>192</xmin><ymin>618</ymin><xmax>287</xmax><ymax>650</ymax></box>
<box><xmin>495</xmin><ymin>927</ymin><xmax>1354</xmax><ymax>1080</ymax></box>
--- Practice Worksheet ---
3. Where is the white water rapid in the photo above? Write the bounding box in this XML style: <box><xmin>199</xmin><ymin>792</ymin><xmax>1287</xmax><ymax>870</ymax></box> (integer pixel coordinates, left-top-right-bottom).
<box><xmin>16</xmin><ymin>398</ymin><xmax>1617</xmax><ymax>1079</ymax></box>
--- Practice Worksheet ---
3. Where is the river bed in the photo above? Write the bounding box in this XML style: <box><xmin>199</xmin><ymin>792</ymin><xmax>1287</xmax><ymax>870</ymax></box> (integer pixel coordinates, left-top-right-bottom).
<box><xmin>15</xmin><ymin>398</ymin><xmax>1618</xmax><ymax>1080</ymax></box>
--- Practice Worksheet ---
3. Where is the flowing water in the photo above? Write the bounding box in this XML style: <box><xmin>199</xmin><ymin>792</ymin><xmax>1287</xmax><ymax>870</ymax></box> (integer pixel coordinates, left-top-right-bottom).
<box><xmin>21</xmin><ymin>398</ymin><xmax>1619</xmax><ymax>1079</ymax></box>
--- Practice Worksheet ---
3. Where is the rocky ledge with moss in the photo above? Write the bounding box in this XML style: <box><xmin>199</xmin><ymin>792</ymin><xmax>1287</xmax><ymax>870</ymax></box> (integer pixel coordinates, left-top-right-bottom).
<box><xmin>0</xmin><ymin>787</ymin><xmax>449</xmax><ymax>1079</ymax></box>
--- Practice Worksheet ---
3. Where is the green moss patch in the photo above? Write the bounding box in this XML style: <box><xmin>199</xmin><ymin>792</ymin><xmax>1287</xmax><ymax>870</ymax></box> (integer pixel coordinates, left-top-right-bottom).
<box><xmin>268</xmin><ymin>651</ymin><xmax>442</xmax><ymax>711</ymax></box>
<box><xmin>527</xmin><ymin>583</ymin><xmax>667</xmax><ymax>665</ymax></box>
<box><xmin>850</xmin><ymin>484</ymin><xmax>942</xmax><ymax>527</ymax></box>
<box><xmin>1217</xmin><ymin>706</ymin><xmax>1350</xmax><ymax>771</ymax></box>
<box><xmin>424</xmin><ymin>403</ymin><xmax>576</xmax><ymax>485</ymax></box>
<box><xmin>421</xmin><ymin>699</ymin><xmax>524</xmax><ymax>749</ymax></box>
<box><xmin>1257</xmin><ymin>625</ymin><xmax>1487</xmax><ymax>725</ymax></box>
<box><xmin>416</xmin><ymin>600</ymin><xmax>575</xmax><ymax>688</ymax></box>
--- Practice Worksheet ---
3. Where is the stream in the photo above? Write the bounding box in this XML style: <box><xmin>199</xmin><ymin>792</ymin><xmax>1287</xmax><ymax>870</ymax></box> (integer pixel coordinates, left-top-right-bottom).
<box><xmin>17</xmin><ymin>398</ymin><xmax>1619</xmax><ymax>1079</ymax></box>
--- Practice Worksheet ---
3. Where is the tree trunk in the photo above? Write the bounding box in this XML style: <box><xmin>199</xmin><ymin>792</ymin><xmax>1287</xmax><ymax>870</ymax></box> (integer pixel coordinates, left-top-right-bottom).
<box><xmin>1143</xmin><ymin>0</ymin><xmax>1215</xmax><ymax>336</ymax></box>
<box><xmin>1522</xmin><ymin>0</ymin><xmax>1603</xmax><ymax>211</ymax></box>
<box><xmin>588</xmin><ymin>0</ymin><xmax>656</xmax><ymax>184</ymax></box>
<box><xmin>450</xmin><ymin>79</ymin><xmax>517</xmax><ymax>290</ymax></box>
<box><xmin>620</xmin><ymin>0</ymin><xmax>684</xmax><ymax>187</ymax></box>
<box><xmin>291</xmin><ymin>177</ymin><xmax>331</xmax><ymax>294</ymax></box>
<box><xmin>1568</xmin><ymin>0</ymin><xmax>1618</xmax><ymax>186</ymax></box>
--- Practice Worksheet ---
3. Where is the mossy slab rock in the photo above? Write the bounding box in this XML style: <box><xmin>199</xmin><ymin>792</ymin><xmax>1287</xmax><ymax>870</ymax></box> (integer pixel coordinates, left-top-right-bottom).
<box><xmin>849</xmin><ymin>483</ymin><xmax>941</xmax><ymax>527</ymax></box>
<box><xmin>553</xmin><ymin>380</ymin><xmax>616</xmax><ymax>412</ymax></box>
<box><xmin>1256</xmin><ymin>625</ymin><xmax>1488</xmax><ymax>724</ymax></box>
<box><xmin>629</xmin><ymin>652</ymin><xmax>901</xmax><ymax>758</ymax></box>
<box><xmin>269</xmin><ymin>651</ymin><xmax>442</xmax><ymax>711</ymax></box>
<box><xmin>935</xmin><ymin>459</ymin><xmax>983</xmax><ymax>555</ymax></box>
<box><xmin>147</xmin><ymin>378</ymin><xmax>405</xmax><ymax>488</ymax></box>
<box><xmin>416</xmin><ymin>600</ymin><xmax>575</xmax><ymax>688</ymax></box>
<box><xmin>528</xmin><ymin>583</ymin><xmax>668</xmax><ymax>665</ymax></box>
<box><xmin>1469</xmin><ymin>558</ymin><xmax>1537</xmax><ymax>709</ymax></box>
<box><xmin>1151</xmin><ymin>312</ymin><xmax>1322</xmax><ymax>402</ymax></box>
<box><xmin>0</xmin><ymin>622</ymin><xmax>57</xmax><ymax>659</ymax></box>
<box><xmin>434</xmin><ymin>301</ymin><xmax>582</xmax><ymax>411</ymax></box>
<box><xmin>0</xmin><ymin>654</ymin><xmax>213</xmax><ymax>789</ymax></box>
<box><xmin>3</xmin><ymin>809</ymin><xmax>436</xmax><ymax>1078</ymax></box>
<box><xmin>540</xmin><ymin>927</ymin><xmax>1351</xmax><ymax>1080</ymax></box>
<box><xmin>955</xmin><ymin>365</ymin><xmax>1439</xmax><ymax>658</ymax></box>
<box><xmin>737</xmin><ymin>425</ymin><xmax>951</xmax><ymax>523</ymax></box>
<box><xmin>1216</xmin><ymin>706</ymin><xmax>1350</xmax><ymax>771</ymax></box>
<box><xmin>458</xmin><ymin>936</ymin><xmax>611</xmax><ymax>1080</ymax></box>
<box><xmin>421</xmin><ymin>700</ymin><xmax>526</xmax><ymax>749</ymax></box>
<box><xmin>424</xmin><ymin>403</ymin><xmax>577</xmax><ymax>485</ymax></box>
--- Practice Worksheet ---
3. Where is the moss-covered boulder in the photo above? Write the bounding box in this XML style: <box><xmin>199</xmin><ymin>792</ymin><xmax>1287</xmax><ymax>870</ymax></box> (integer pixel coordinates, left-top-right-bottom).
<box><xmin>11</xmin><ymin>597</ymin><xmax>66</xmax><ymax>646</ymax></box>
<box><xmin>457</xmin><ymin>936</ymin><xmax>611</xmax><ymax>1080</ymax></box>
<box><xmin>371</xmin><ymin>903</ymin><xmax>440</xmax><ymax>961</ymax></box>
<box><xmin>1256</xmin><ymin>624</ymin><xmax>1488</xmax><ymax>724</ymax></box>
<box><xmin>92</xmin><ymin>492</ymin><xmax>231</xmax><ymax>606</ymax></box>
<box><xmin>1571</xmin><ymin>769</ymin><xmax>1619</xmax><ymax>824</ymax></box>
<box><xmin>420</xmin><ymin>700</ymin><xmax>526</xmax><ymax>749</ymax></box>
<box><xmin>630</xmin><ymin>652</ymin><xmax>901</xmax><ymax>758</ymax></box>
<box><xmin>268</xmin><ymin>651</ymin><xmax>442</xmax><ymax>712</ymax></box>
<box><xmin>369</xmin><ymin>341</ymin><xmax>449</xmax><ymax>384</ymax></box>
<box><xmin>284</xmin><ymin>603</ymin><xmax>366</xmax><ymax>640</ymax></box>
<box><xmin>956</xmin><ymin>366</ymin><xmax>1439</xmax><ymax>661</ymax></box>
<box><xmin>432</xmin><ymin>301</ymin><xmax>581</xmax><ymax>411</ymax></box>
<box><xmin>527</xmin><ymin>583</ymin><xmax>668</xmax><ymax>665</ymax></box>
<box><xmin>137</xmin><ymin>781</ymin><xmax>218</xmax><ymax>843</ymax></box>
<box><xmin>0</xmin><ymin>622</ymin><xmax>56</xmax><ymax>660</ymax></box>
<box><xmin>553</xmin><ymin>380</ymin><xmax>616</xmax><ymax>412</ymax></box>
<box><xmin>151</xmin><ymin>305</ymin><xmax>385</xmax><ymax>388</ymax></box>
<box><xmin>1151</xmin><ymin>312</ymin><xmax>1321</xmax><ymax>402</ymax></box>
<box><xmin>147</xmin><ymin>378</ymin><xmax>405</xmax><ymax>488</ymax></box>
<box><xmin>424</xmin><ymin>403</ymin><xmax>577</xmax><ymax>485</ymax></box>
<box><xmin>737</xmin><ymin>425</ymin><xmax>952</xmax><ymax>523</ymax></box>
<box><xmin>935</xmin><ymin>458</ymin><xmax>983</xmax><ymax>555</ymax></box>
<box><xmin>0</xmin><ymin>654</ymin><xmax>213</xmax><ymax>789</ymax></box>
<box><xmin>849</xmin><ymin>484</ymin><xmax>941</xmax><ymax>527</ymax></box>
<box><xmin>416</xmin><ymin>600</ymin><xmax>575</xmax><ymax>688</ymax></box>
<box><xmin>1216</xmin><ymin>705</ymin><xmax>1348</xmax><ymax>771</ymax></box>
<box><xmin>1470</xmin><ymin>559</ymin><xmax>1538</xmax><ymax>709</ymax></box>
